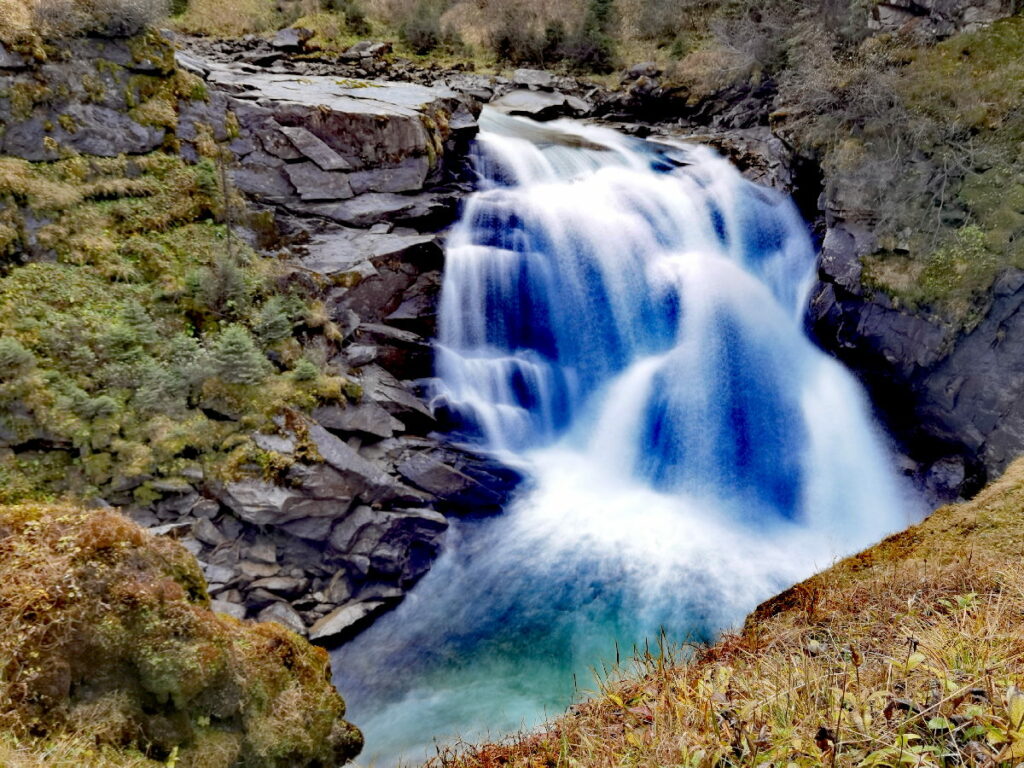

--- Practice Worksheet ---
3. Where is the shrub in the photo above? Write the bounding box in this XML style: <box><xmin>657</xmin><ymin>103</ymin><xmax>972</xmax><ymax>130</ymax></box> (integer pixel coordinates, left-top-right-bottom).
<box><xmin>0</xmin><ymin>503</ymin><xmax>363</xmax><ymax>766</ymax></box>
<box><xmin>400</xmin><ymin>0</ymin><xmax>444</xmax><ymax>53</ymax></box>
<box><xmin>0</xmin><ymin>337</ymin><xmax>35</xmax><ymax>379</ymax></box>
<box><xmin>210</xmin><ymin>324</ymin><xmax>270</xmax><ymax>385</ymax></box>
<box><xmin>321</xmin><ymin>0</ymin><xmax>371</xmax><ymax>34</ymax></box>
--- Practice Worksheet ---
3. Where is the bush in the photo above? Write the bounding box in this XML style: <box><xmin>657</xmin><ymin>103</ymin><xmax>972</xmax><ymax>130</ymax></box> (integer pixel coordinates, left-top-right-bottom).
<box><xmin>400</xmin><ymin>0</ymin><xmax>444</xmax><ymax>53</ymax></box>
<box><xmin>0</xmin><ymin>503</ymin><xmax>363</xmax><ymax>766</ymax></box>
<box><xmin>0</xmin><ymin>337</ymin><xmax>35</xmax><ymax>380</ymax></box>
<box><xmin>321</xmin><ymin>0</ymin><xmax>371</xmax><ymax>34</ymax></box>
<box><xmin>489</xmin><ymin>0</ymin><xmax>615</xmax><ymax>72</ymax></box>
<box><xmin>210</xmin><ymin>324</ymin><xmax>270</xmax><ymax>386</ymax></box>
<box><xmin>31</xmin><ymin>0</ymin><xmax>170</xmax><ymax>37</ymax></box>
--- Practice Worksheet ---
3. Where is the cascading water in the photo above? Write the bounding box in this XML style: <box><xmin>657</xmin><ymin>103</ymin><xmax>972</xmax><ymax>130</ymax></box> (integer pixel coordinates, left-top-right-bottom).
<box><xmin>334</xmin><ymin>110</ymin><xmax>915</xmax><ymax>765</ymax></box>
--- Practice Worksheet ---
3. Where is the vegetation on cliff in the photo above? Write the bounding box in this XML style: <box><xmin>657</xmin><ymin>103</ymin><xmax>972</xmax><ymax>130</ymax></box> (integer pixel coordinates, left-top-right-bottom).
<box><xmin>0</xmin><ymin>150</ymin><xmax>355</xmax><ymax>504</ymax></box>
<box><xmin>435</xmin><ymin>457</ymin><xmax>1024</xmax><ymax>766</ymax></box>
<box><xmin>0</xmin><ymin>502</ymin><xmax>362</xmax><ymax>766</ymax></box>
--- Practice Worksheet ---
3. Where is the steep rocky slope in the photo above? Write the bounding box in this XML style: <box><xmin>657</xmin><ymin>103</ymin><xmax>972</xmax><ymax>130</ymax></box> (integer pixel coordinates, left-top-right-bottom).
<box><xmin>0</xmin><ymin>27</ymin><xmax>518</xmax><ymax>643</ymax></box>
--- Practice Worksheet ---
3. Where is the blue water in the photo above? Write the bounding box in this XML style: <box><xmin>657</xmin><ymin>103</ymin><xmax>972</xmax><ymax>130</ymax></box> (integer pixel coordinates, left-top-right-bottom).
<box><xmin>333</xmin><ymin>111</ymin><xmax>913</xmax><ymax>765</ymax></box>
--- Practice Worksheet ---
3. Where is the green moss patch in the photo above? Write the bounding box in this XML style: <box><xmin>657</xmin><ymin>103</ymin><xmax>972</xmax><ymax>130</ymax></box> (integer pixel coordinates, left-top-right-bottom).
<box><xmin>0</xmin><ymin>152</ymin><xmax>351</xmax><ymax>503</ymax></box>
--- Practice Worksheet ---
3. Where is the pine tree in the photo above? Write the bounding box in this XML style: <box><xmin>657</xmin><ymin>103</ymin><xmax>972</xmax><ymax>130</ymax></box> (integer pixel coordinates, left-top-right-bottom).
<box><xmin>121</xmin><ymin>300</ymin><xmax>159</xmax><ymax>350</ymax></box>
<box><xmin>0</xmin><ymin>337</ymin><xmax>35</xmax><ymax>381</ymax></box>
<box><xmin>210</xmin><ymin>325</ymin><xmax>270</xmax><ymax>385</ymax></box>
<box><xmin>254</xmin><ymin>296</ymin><xmax>293</xmax><ymax>344</ymax></box>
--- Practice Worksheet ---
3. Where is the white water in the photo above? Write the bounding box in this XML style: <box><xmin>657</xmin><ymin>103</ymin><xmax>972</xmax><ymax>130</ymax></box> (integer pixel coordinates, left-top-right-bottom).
<box><xmin>334</xmin><ymin>110</ymin><xmax>916</xmax><ymax>765</ymax></box>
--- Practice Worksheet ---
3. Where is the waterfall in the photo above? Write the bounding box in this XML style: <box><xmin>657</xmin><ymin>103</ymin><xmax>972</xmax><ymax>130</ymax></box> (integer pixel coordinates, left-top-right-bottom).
<box><xmin>334</xmin><ymin>110</ymin><xmax>914</xmax><ymax>765</ymax></box>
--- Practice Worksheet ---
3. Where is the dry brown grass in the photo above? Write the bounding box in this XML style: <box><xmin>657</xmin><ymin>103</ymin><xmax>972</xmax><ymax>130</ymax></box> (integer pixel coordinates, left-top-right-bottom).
<box><xmin>0</xmin><ymin>0</ymin><xmax>167</xmax><ymax>42</ymax></box>
<box><xmin>171</xmin><ymin>0</ymin><xmax>288</xmax><ymax>37</ymax></box>
<box><xmin>435</xmin><ymin>458</ymin><xmax>1024</xmax><ymax>768</ymax></box>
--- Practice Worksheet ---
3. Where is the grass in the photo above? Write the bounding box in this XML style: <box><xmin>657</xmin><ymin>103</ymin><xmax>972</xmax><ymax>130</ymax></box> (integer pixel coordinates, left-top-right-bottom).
<box><xmin>434</xmin><ymin>457</ymin><xmax>1024</xmax><ymax>767</ymax></box>
<box><xmin>0</xmin><ymin>502</ymin><xmax>362</xmax><ymax>766</ymax></box>
<box><xmin>0</xmin><ymin>151</ymin><xmax>353</xmax><ymax>504</ymax></box>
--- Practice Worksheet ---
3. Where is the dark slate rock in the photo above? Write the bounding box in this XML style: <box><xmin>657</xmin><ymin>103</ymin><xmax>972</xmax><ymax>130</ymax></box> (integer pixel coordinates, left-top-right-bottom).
<box><xmin>283</xmin><ymin>162</ymin><xmax>355</xmax><ymax>201</ymax></box>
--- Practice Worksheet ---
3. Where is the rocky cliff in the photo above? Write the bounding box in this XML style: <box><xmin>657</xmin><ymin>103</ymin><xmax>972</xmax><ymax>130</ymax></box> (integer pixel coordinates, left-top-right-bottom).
<box><xmin>0</xmin><ymin>29</ymin><xmax>518</xmax><ymax>645</ymax></box>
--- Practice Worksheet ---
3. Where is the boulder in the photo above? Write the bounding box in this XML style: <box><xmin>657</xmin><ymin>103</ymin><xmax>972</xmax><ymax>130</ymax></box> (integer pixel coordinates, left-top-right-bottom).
<box><xmin>193</xmin><ymin>518</ymin><xmax>227</xmax><ymax>547</ymax></box>
<box><xmin>513</xmin><ymin>68</ymin><xmax>557</xmax><ymax>90</ymax></box>
<box><xmin>279</xmin><ymin>125</ymin><xmax>354</xmax><ymax>171</ymax></box>
<box><xmin>271</xmin><ymin>27</ymin><xmax>315</xmax><ymax>52</ymax></box>
<box><xmin>490</xmin><ymin>89</ymin><xmax>592</xmax><ymax>121</ymax></box>
<box><xmin>210</xmin><ymin>599</ymin><xmax>247</xmax><ymax>620</ymax></box>
<box><xmin>0</xmin><ymin>44</ymin><xmax>28</xmax><ymax>70</ymax></box>
<box><xmin>257</xmin><ymin>601</ymin><xmax>308</xmax><ymax>635</ymax></box>
<box><xmin>309</xmin><ymin>599</ymin><xmax>392</xmax><ymax>645</ymax></box>
<box><xmin>239</xmin><ymin>560</ymin><xmax>281</xmax><ymax>579</ymax></box>
<box><xmin>248</xmin><ymin>540</ymin><xmax>278</xmax><ymax>565</ymax></box>
<box><xmin>249</xmin><ymin>576</ymin><xmax>310</xmax><ymax>598</ymax></box>
<box><xmin>314</xmin><ymin>402</ymin><xmax>404</xmax><ymax>440</ymax></box>
<box><xmin>284</xmin><ymin>162</ymin><xmax>355</xmax><ymax>201</ymax></box>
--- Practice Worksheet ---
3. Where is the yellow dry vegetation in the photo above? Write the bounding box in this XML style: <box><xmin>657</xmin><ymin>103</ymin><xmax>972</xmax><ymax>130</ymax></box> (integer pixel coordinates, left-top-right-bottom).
<box><xmin>438</xmin><ymin>458</ymin><xmax>1024</xmax><ymax>767</ymax></box>
<box><xmin>171</xmin><ymin>0</ymin><xmax>290</xmax><ymax>37</ymax></box>
<box><xmin>0</xmin><ymin>0</ymin><xmax>35</xmax><ymax>43</ymax></box>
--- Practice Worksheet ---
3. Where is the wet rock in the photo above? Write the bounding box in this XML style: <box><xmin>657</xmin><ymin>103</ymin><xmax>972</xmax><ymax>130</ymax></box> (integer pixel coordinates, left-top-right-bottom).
<box><xmin>396</xmin><ymin>452</ymin><xmax>506</xmax><ymax>508</ymax></box>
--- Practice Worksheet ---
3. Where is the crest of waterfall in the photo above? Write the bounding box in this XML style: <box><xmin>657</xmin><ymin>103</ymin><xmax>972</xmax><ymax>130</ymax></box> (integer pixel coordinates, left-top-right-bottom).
<box><xmin>334</xmin><ymin>109</ymin><xmax>915</xmax><ymax>766</ymax></box>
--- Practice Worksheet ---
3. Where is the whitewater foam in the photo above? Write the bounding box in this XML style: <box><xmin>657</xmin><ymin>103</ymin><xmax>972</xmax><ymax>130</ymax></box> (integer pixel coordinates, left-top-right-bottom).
<box><xmin>333</xmin><ymin>109</ymin><xmax>916</xmax><ymax>765</ymax></box>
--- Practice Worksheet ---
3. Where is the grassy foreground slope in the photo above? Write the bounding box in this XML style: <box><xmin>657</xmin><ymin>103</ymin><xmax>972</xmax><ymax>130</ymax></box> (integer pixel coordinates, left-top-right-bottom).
<box><xmin>441</xmin><ymin>458</ymin><xmax>1024</xmax><ymax>767</ymax></box>
<box><xmin>0</xmin><ymin>503</ymin><xmax>362</xmax><ymax>767</ymax></box>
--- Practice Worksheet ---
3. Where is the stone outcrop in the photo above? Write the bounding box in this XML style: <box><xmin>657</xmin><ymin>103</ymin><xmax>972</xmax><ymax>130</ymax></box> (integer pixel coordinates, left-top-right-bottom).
<box><xmin>867</xmin><ymin>0</ymin><xmax>1014</xmax><ymax>37</ymax></box>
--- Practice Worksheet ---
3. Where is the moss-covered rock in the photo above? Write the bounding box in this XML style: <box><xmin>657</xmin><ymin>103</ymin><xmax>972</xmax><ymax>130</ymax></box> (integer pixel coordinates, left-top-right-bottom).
<box><xmin>0</xmin><ymin>502</ymin><xmax>362</xmax><ymax>766</ymax></box>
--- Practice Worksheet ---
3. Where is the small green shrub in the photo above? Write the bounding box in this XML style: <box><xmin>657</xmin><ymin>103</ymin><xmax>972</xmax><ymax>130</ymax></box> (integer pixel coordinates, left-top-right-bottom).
<box><xmin>210</xmin><ymin>324</ymin><xmax>270</xmax><ymax>386</ymax></box>
<box><xmin>400</xmin><ymin>0</ymin><xmax>443</xmax><ymax>53</ymax></box>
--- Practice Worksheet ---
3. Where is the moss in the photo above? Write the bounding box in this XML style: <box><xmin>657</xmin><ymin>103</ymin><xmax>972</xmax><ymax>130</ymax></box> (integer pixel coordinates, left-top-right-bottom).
<box><xmin>127</xmin><ymin>30</ymin><xmax>177</xmax><ymax>76</ymax></box>
<box><xmin>9</xmin><ymin>80</ymin><xmax>53</xmax><ymax>120</ymax></box>
<box><xmin>0</xmin><ymin>153</ymin><xmax>344</xmax><ymax>502</ymax></box>
<box><xmin>0</xmin><ymin>503</ymin><xmax>363</xmax><ymax>766</ymax></box>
